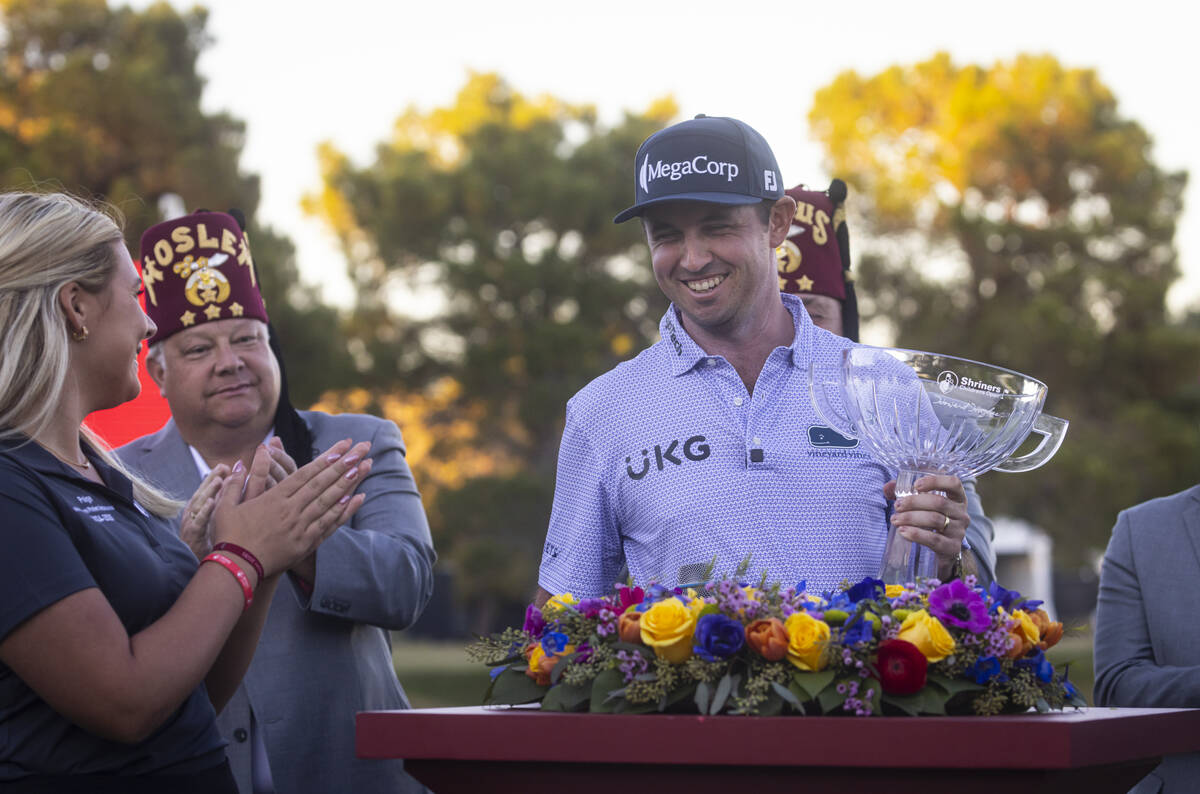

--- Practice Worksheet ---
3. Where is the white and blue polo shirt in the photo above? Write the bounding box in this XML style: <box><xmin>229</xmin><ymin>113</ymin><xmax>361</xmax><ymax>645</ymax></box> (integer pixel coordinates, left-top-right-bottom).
<box><xmin>539</xmin><ymin>293</ymin><xmax>896</xmax><ymax>597</ymax></box>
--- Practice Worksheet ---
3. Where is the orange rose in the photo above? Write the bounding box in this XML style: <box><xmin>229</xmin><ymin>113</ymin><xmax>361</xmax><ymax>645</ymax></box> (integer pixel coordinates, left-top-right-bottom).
<box><xmin>1030</xmin><ymin>608</ymin><xmax>1064</xmax><ymax>651</ymax></box>
<box><xmin>745</xmin><ymin>618</ymin><xmax>789</xmax><ymax>661</ymax></box>
<box><xmin>619</xmin><ymin>610</ymin><xmax>644</xmax><ymax>645</ymax></box>
<box><xmin>525</xmin><ymin>641</ymin><xmax>575</xmax><ymax>686</ymax></box>
<box><xmin>1002</xmin><ymin>608</ymin><xmax>1040</xmax><ymax>659</ymax></box>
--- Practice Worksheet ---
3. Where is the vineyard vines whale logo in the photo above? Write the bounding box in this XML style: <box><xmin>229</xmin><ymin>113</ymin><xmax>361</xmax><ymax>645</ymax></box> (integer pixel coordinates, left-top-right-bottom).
<box><xmin>937</xmin><ymin>371</ymin><xmax>959</xmax><ymax>394</ymax></box>
<box><xmin>807</xmin><ymin>426</ymin><xmax>858</xmax><ymax>448</ymax></box>
<box><xmin>639</xmin><ymin>154</ymin><xmax>740</xmax><ymax>193</ymax></box>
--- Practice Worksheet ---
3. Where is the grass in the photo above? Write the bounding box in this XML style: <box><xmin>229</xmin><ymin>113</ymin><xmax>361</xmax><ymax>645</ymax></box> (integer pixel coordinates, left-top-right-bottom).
<box><xmin>393</xmin><ymin>638</ymin><xmax>488</xmax><ymax>708</ymax></box>
<box><xmin>393</xmin><ymin>627</ymin><xmax>1098</xmax><ymax>710</ymax></box>
<box><xmin>1045</xmin><ymin>625</ymin><xmax>1095</xmax><ymax>705</ymax></box>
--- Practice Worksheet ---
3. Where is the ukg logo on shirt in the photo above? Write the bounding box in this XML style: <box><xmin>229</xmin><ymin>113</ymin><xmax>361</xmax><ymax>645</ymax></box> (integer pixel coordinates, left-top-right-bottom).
<box><xmin>639</xmin><ymin>153</ymin><xmax>740</xmax><ymax>193</ymax></box>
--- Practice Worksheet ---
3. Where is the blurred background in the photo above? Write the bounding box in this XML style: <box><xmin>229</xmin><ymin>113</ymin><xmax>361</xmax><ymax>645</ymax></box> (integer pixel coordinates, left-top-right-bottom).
<box><xmin>6</xmin><ymin>0</ymin><xmax>1198</xmax><ymax>706</ymax></box>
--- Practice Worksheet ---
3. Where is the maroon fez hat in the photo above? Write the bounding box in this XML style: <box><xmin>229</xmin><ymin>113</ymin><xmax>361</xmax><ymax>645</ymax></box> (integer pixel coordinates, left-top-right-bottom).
<box><xmin>138</xmin><ymin>210</ymin><xmax>268</xmax><ymax>345</ymax></box>
<box><xmin>776</xmin><ymin>184</ymin><xmax>847</xmax><ymax>301</ymax></box>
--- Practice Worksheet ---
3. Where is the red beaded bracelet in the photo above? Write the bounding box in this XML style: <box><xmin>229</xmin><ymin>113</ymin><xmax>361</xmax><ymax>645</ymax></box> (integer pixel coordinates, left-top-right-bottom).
<box><xmin>203</xmin><ymin>552</ymin><xmax>254</xmax><ymax>612</ymax></box>
<box><xmin>212</xmin><ymin>542</ymin><xmax>265</xmax><ymax>581</ymax></box>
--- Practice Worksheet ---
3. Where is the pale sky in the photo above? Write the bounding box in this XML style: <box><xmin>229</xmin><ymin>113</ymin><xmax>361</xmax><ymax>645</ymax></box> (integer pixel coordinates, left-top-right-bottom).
<box><xmin>138</xmin><ymin>0</ymin><xmax>1200</xmax><ymax>315</ymax></box>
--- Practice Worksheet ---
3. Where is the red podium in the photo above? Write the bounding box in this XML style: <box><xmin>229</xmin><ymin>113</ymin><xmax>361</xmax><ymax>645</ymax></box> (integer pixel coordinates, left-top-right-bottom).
<box><xmin>357</xmin><ymin>705</ymin><xmax>1200</xmax><ymax>793</ymax></box>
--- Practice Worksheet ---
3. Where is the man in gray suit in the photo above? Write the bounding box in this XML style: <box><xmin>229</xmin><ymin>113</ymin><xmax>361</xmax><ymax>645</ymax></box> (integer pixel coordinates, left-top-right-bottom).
<box><xmin>119</xmin><ymin>210</ymin><xmax>435</xmax><ymax>794</ymax></box>
<box><xmin>1094</xmin><ymin>485</ymin><xmax>1200</xmax><ymax>793</ymax></box>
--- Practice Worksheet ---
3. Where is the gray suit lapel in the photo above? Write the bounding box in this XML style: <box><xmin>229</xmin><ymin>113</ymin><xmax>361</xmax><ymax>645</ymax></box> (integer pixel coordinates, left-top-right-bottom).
<box><xmin>139</xmin><ymin>419</ymin><xmax>203</xmax><ymax>500</ymax></box>
<box><xmin>1183</xmin><ymin>486</ymin><xmax>1200</xmax><ymax>577</ymax></box>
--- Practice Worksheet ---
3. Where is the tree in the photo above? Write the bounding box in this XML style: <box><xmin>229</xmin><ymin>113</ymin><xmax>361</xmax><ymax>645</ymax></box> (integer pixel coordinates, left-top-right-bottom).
<box><xmin>0</xmin><ymin>0</ymin><xmax>349</xmax><ymax>403</ymax></box>
<box><xmin>810</xmin><ymin>53</ymin><xmax>1200</xmax><ymax>562</ymax></box>
<box><xmin>307</xmin><ymin>73</ymin><xmax>675</xmax><ymax>630</ymax></box>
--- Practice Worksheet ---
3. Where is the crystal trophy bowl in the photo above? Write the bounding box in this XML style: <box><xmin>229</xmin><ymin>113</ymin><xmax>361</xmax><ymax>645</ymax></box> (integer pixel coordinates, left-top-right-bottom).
<box><xmin>810</xmin><ymin>347</ymin><xmax>1069</xmax><ymax>584</ymax></box>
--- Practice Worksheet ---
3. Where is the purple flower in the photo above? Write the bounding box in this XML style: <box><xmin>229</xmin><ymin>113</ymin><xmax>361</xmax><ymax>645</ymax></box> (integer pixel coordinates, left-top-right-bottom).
<box><xmin>692</xmin><ymin>613</ymin><xmax>745</xmax><ymax>661</ymax></box>
<box><xmin>577</xmin><ymin>598</ymin><xmax>607</xmax><ymax>619</ymax></box>
<box><xmin>522</xmin><ymin>605</ymin><xmax>546</xmax><ymax>638</ymax></box>
<box><xmin>929</xmin><ymin>579</ymin><xmax>991</xmax><ymax>633</ymax></box>
<box><xmin>986</xmin><ymin>582</ymin><xmax>1039</xmax><ymax>613</ymax></box>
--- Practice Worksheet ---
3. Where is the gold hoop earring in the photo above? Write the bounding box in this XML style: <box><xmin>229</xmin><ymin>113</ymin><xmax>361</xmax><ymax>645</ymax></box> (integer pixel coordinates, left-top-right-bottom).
<box><xmin>71</xmin><ymin>326</ymin><xmax>89</xmax><ymax>342</ymax></box>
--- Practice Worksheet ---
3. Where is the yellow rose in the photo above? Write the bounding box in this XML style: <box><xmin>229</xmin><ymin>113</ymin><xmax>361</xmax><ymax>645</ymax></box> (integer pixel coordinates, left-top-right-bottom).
<box><xmin>640</xmin><ymin>598</ymin><xmax>696</xmax><ymax>664</ymax></box>
<box><xmin>543</xmin><ymin>593</ymin><xmax>577</xmax><ymax>613</ymax></box>
<box><xmin>784</xmin><ymin>611</ymin><xmax>830</xmax><ymax>671</ymax></box>
<box><xmin>885</xmin><ymin>584</ymin><xmax>906</xmax><ymax>599</ymax></box>
<box><xmin>686</xmin><ymin>596</ymin><xmax>707</xmax><ymax>619</ymax></box>
<box><xmin>897</xmin><ymin>609</ymin><xmax>956</xmax><ymax>662</ymax></box>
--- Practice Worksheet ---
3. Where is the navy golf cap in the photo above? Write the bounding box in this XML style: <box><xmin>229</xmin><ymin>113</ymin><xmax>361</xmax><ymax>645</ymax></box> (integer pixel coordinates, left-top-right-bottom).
<box><xmin>613</xmin><ymin>114</ymin><xmax>784</xmax><ymax>224</ymax></box>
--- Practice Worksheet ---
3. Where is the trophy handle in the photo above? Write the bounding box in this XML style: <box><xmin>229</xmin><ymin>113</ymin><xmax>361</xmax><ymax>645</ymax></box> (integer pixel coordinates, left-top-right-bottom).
<box><xmin>808</xmin><ymin>362</ymin><xmax>858</xmax><ymax>439</ymax></box>
<box><xmin>992</xmin><ymin>413</ymin><xmax>1069</xmax><ymax>473</ymax></box>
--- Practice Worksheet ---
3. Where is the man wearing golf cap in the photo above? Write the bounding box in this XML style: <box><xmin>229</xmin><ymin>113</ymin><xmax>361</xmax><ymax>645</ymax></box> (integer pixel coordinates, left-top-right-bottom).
<box><xmin>537</xmin><ymin>116</ymin><xmax>972</xmax><ymax>600</ymax></box>
<box><xmin>777</xmin><ymin>181</ymin><xmax>996</xmax><ymax>585</ymax></box>
<box><xmin>118</xmin><ymin>210</ymin><xmax>434</xmax><ymax>794</ymax></box>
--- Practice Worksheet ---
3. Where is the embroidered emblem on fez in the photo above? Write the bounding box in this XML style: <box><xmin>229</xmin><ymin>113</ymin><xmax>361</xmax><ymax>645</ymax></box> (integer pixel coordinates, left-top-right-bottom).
<box><xmin>797</xmin><ymin>274</ymin><xmax>814</xmax><ymax>292</ymax></box>
<box><xmin>139</xmin><ymin>211</ymin><xmax>269</xmax><ymax>345</ymax></box>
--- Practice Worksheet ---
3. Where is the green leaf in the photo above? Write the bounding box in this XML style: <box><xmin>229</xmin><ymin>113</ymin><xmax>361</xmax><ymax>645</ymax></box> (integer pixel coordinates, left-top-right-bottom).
<box><xmin>818</xmin><ymin>684</ymin><xmax>846</xmax><ymax>715</ymax></box>
<box><xmin>771</xmin><ymin>681</ymin><xmax>805</xmax><ymax>714</ymax></box>
<box><xmin>484</xmin><ymin>668</ymin><xmax>546</xmax><ymax>706</ymax></box>
<box><xmin>786</xmin><ymin>680</ymin><xmax>811</xmax><ymax>714</ymax></box>
<box><xmin>733</xmin><ymin>554</ymin><xmax>753</xmax><ymax>579</ymax></box>
<box><xmin>756</xmin><ymin>689</ymin><xmax>784</xmax><ymax>716</ymax></box>
<box><xmin>662</xmin><ymin>681</ymin><xmax>697</xmax><ymax>712</ymax></box>
<box><xmin>709</xmin><ymin>673</ymin><xmax>739</xmax><ymax>715</ymax></box>
<box><xmin>694</xmin><ymin>680</ymin><xmax>711</xmax><ymax>713</ymax></box>
<box><xmin>1035</xmin><ymin>697</ymin><xmax>1051</xmax><ymax>714</ymax></box>
<box><xmin>880</xmin><ymin>692</ymin><xmax>921</xmax><ymax>716</ymax></box>
<box><xmin>588</xmin><ymin>669</ymin><xmax>626</xmax><ymax>713</ymax></box>
<box><xmin>541</xmin><ymin>681</ymin><xmax>591</xmax><ymax>712</ymax></box>
<box><xmin>927</xmin><ymin>674</ymin><xmax>984</xmax><ymax>697</ymax></box>
<box><xmin>792</xmin><ymin>669</ymin><xmax>836</xmax><ymax>701</ymax></box>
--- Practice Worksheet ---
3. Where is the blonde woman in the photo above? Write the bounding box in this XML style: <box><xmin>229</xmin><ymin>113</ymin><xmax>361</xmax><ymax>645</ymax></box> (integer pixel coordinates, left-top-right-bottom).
<box><xmin>0</xmin><ymin>192</ymin><xmax>369</xmax><ymax>792</ymax></box>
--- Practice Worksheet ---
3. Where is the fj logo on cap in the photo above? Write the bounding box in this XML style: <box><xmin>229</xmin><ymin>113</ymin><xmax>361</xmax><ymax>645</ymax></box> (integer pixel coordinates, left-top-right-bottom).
<box><xmin>639</xmin><ymin>153</ymin><xmax>740</xmax><ymax>193</ymax></box>
<box><xmin>764</xmin><ymin>170</ymin><xmax>777</xmax><ymax>191</ymax></box>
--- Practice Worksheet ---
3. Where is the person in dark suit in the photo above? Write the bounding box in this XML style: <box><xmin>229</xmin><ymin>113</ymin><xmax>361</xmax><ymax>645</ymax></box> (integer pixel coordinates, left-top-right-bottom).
<box><xmin>118</xmin><ymin>209</ymin><xmax>435</xmax><ymax>794</ymax></box>
<box><xmin>1094</xmin><ymin>485</ymin><xmax>1200</xmax><ymax>793</ymax></box>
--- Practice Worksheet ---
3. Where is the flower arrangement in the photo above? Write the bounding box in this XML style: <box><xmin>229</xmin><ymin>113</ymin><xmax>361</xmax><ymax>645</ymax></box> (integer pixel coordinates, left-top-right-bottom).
<box><xmin>467</xmin><ymin>571</ymin><xmax>1084</xmax><ymax>717</ymax></box>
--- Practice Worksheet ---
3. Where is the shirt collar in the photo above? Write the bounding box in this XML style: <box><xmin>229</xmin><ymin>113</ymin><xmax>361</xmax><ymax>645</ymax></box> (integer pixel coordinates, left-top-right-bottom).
<box><xmin>657</xmin><ymin>292</ymin><xmax>814</xmax><ymax>377</ymax></box>
<box><xmin>187</xmin><ymin>429</ymin><xmax>275</xmax><ymax>478</ymax></box>
<box><xmin>0</xmin><ymin>433</ymin><xmax>137</xmax><ymax>505</ymax></box>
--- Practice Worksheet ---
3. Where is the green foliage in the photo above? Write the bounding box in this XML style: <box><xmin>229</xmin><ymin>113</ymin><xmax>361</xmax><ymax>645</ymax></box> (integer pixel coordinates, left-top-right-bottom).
<box><xmin>0</xmin><ymin>0</ymin><xmax>349</xmax><ymax>405</ymax></box>
<box><xmin>811</xmin><ymin>53</ymin><xmax>1200</xmax><ymax>562</ymax></box>
<box><xmin>309</xmin><ymin>73</ymin><xmax>676</xmax><ymax>623</ymax></box>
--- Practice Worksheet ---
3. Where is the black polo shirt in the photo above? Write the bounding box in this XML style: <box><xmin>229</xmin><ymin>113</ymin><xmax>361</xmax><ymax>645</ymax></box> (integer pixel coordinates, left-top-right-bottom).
<box><xmin>0</xmin><ymin>438</ymin><xmax>225</xmax><ymax>779</ymax></box>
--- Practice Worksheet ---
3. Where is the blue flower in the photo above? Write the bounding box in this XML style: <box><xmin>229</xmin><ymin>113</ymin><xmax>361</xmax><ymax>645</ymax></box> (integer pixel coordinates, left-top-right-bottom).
<box><xmin>541</xmin><ymin>631</ymin><xmax>570</xmax><ymax>655</ymax></box>
<box><xmin>1016</xmin><ymin>648</ymin><xmax>1055</xmax><ymax>683</ymax></box>
<box><xmin>846</xmin><ymin>577</ymin><xmax>885</xmax><ymax>603</ymax></box>
<box><xmin>966</xmin><ymin>655</ymin><xmax>1008</xmax><ymax>684</ymax></box>
<box><xmin>692</xmin><ymin>613</ymin><xmax>745</xmax><ymax>661</ymax></box>
<box><xmin>1062</xmin><ymin>678</ymin><xmax>1080</xmax><ymax>699</ymax></box>
<box><xmin>841</xmin><ymin>616</ymin><xmax>874</xmax><ymax>646</ymax></box>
